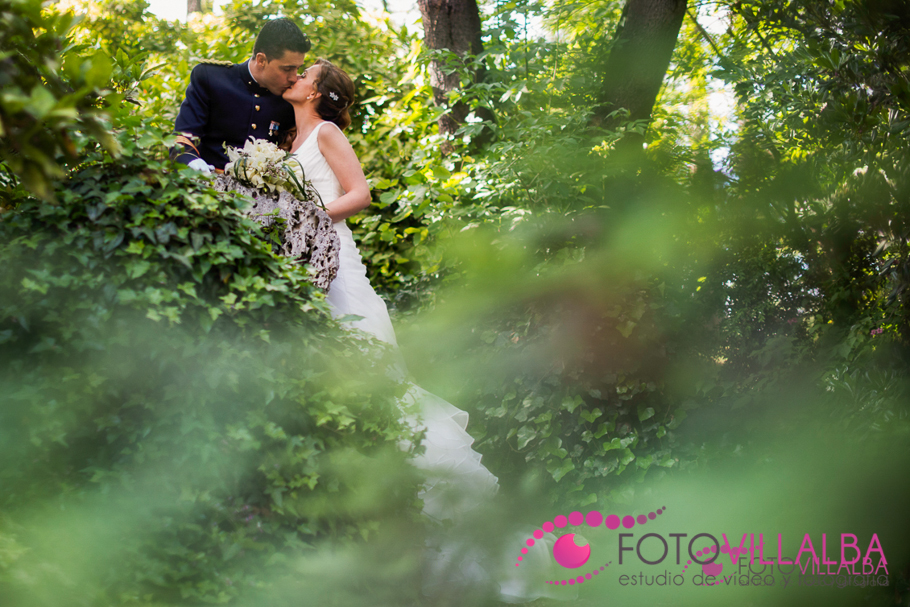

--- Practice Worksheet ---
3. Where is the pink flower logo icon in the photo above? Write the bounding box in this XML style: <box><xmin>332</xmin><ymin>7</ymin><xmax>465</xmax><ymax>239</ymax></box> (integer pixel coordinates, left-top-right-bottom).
<box><xmin>553</xmin><ymin>533</ymin><xmax>591</xmax><ymax>569</ymax></box>
<box><xmin>514</xmin><ymin>507</ymin><xmax>667</xmax><ymax>586</ymax></box>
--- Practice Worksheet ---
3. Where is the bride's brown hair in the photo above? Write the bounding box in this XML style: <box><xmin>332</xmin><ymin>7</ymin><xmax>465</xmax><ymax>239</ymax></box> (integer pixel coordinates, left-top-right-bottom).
<box><xmin>279</xmin><ymin>59</ymin><xmax>356</xmax><ymax>150</ymax></box>
<box><xmin>311</xmin><ymin>58</ymin><xmax>355</xmax><ymax>130</ymax></box>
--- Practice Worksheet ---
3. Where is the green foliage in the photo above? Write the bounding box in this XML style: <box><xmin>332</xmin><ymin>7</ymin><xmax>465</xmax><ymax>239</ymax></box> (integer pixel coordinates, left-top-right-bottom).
<box><xmin>0</xmin><ymin>0</ymin><xmax>121</xmax><ymax>200</ymax></box>
<box><xmin>356</xmin><ymin>1</ymin><xmax>701</xmax><ymax>506</ymax></box>
<box><xmin>378</xmin><ymin>0</ymin><xmax>910</xmax><ymax>518</ymax></box>
<box><xmin>0</xmin><ymin>154</ymin><xmax>419</xmax><ymax>604</ymax></box>
<box><xmin>445</xmin><ymin>257</ymin><xmax>684</xmax><ymax>507</ymax></box>
<box><xmin>0</xmin><ymin>3</ymin><xmax>429</xmax><ymax>599</ymax></box>
<box><xmin>714</xmin><ymin>0</ymin><xmax>910</xmax><ymax>334</ymax></box>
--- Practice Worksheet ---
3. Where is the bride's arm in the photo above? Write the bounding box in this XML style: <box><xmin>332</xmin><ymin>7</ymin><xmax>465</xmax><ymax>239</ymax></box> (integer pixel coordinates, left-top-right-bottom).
<box><xmin>317</xmin><ymin>124</ymin><xmax>371</xmax><ymax>222</ymax></box>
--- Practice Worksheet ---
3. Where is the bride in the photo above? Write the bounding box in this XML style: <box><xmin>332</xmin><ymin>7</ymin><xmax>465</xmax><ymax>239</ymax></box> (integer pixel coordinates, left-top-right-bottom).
<box><xmin>281</xmin><ymin>59</ymin><xmax>499</xmax><ymax>522</ymax></box>
<box><xmin>280</xmin><ymin>60</ymin><xmax>561</xmax><ymax>602</ymax></box>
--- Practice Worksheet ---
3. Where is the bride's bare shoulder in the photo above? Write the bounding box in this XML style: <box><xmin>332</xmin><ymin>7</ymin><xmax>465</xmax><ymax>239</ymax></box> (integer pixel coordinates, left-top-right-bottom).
<box><xmin>316</xmin><ymin>121</ymin><xmax>352</xmax><ymax>153</ymax></box>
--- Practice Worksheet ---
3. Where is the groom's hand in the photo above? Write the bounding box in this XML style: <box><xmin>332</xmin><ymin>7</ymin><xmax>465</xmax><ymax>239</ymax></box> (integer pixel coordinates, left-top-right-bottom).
<box><xmin>188</xmin><ymin>158</ymin><xmax>215</xmax><ymax>174</ymax></box>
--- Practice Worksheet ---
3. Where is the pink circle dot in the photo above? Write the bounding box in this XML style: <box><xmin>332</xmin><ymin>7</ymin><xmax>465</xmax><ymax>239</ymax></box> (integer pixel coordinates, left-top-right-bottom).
<box><xmin>568</xmin><ymin>511</ymin><xmax>584</xmax><ymax>526</ymax></box>
<box><xmin>593</xmin><ymin>569</ymin><xmax>599</xmax><ymax>575</ymax></box>
<box><xmin>526</xmin><ymin>539</ymin><xmax>535</xmax><ymax>547</ymax></box>
<box><xmin>518</xmin><ymin>556</ymin><xmax>523</xmax><ymax>561</ymax></box>
<box><xmin>697</xmin><ymin>550</ymin><xmax>703</xmax><ymax>557</ymax></box>
<box><xmin>577</xmin><ymin>576</ymin><xmax>584</xmax><ymax>584</ymax></box>
<box><xmin>600</xmin><ymin>566</ymin><xmax>605</xmax><ymax>571</ymax></box>
<box><xmin>721</xmin><ymin>545</ymin><xmax>729</xmax><ymax>553</ymax></box>
<box><xmin>561</xmin><ymin>580</ymin><xmax>567</xmax><ymax>585</ymax></box>
<box><xmin>521</xmin><ymin>548</ymin><xmax>529</xmax><ymax>554</ymax></box>
<box><xmin>543</xmin><ymin>522</ymin><xmax>555</xmax><ymax>533</ymax></box>
<box><xmin>622</xmin><ymin>515</ymin><xmax>635</xmax><ymax>529</ymax></box>
<box><xmin>605</xmin><ymin>515</ymin><xmax>620</xmax><ymax>529</ymax></box>
<box><xmin>515</xmin><ymin>563</ymin><xmax>519</xmax><ymax>567</ymax></box>
<box><xmin>637</xmin><ymin>514</ymin><xmax>647</xmax><ymax>525</ymax></box>
<box><xmin>657</xmin><ymin>509</ymin><xmax>662</xmax><ymax>514</ymax></box>
<box><xmin>586</xmin><ymin>511</ymin><xmax>603</xmax><ymax>527</ymax></box>
<box><xmin>569</xmin><ymin>579</ymin><xmax>575</xmax><ymax>585</ymax></box>
<box><xmin>687</xmin><ymin>560</ymin><xmax>691</xmax><ymax>564</ymax></box>
<box><xmin>648</xmin><ymin>512</ymin><xmax>656</xmax><ymax>520</ymax></box>
<box><xmin>533</xmin><ymin>529</ymin><xmax>544</xmax><ymax>539</ymax></box>
<box><xmin>586</xmin><ymin>573</ymin><xmax>592</xmax><ymax>580</ymax></box>
<box><xmin>554</xmin><ymin>515</ymin><xmax>568</xmax><ymax>528</ymax></box>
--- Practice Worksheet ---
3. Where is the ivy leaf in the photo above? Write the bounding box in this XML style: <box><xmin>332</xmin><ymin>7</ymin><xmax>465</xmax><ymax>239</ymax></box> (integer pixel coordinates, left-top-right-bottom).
<box><xmin>516</xmin><ymin>425</ymin><xmax>535</xmax><ymax>450</ymax></box>
<box><xmin>125</xmin><ymin>259</ymin><xmax>150</xmax><ymax>279</ymax></box>
<box><xmin>580</xmin><ymin>408</ymin><xmax>602</xmax><ymax>423</ymax></box>
<box><xmin>547</xmin><ymin>459</ymin><xmax>575</xmax><ymax>483</ymax></box>
<box><xmin>222</xmin><ymin>543</ymin><xmax>241</xmax><ymax>562</ymax></box>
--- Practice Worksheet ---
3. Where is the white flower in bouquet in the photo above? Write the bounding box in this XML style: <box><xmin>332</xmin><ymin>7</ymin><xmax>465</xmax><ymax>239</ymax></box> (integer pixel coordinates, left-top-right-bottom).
<box><xmin>223</xmin><ymin>138</ymin><xmax>320</xmax><ymax>207</ymax></box>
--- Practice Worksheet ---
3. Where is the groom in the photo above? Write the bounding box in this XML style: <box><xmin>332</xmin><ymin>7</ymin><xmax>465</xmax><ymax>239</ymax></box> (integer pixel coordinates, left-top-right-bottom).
<box><xmin>170</xmin><ymin>18</ymin><xmax>310</xmax><ymax>173</ymax></box>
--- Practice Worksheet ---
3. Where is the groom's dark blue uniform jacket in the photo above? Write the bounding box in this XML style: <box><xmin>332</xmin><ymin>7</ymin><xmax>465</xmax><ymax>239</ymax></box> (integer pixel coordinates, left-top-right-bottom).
<box><xmin>171</xmin><ymin>59</ymin><xmax>294</xmax><ymax>170</ymax></box>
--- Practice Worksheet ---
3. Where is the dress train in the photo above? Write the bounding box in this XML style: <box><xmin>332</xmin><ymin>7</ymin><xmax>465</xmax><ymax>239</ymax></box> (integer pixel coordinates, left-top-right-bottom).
<box><xmin>293</xmin><ymin>122</ymin><xmax>565</xmax><ymax>601</ymax></box>
<box><xmin>294</xmin><ymin>122</ymin><xmax>499</xmax><ymax>522</ymax></box>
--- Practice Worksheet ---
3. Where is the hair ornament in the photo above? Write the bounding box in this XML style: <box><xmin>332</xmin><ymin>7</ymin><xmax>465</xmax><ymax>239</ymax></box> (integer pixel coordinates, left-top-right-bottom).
<box><xmin>329</xmin><ymin>91</ymin><xmax>339</xmax><ymax>101</ymax></box>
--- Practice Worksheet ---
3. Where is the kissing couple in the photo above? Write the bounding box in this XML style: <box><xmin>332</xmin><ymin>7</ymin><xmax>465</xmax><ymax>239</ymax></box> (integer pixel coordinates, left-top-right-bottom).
<box><xmin>170</xmin><ymin>17</ymin><xmax>559</xmax><ymax>602</ymax></box>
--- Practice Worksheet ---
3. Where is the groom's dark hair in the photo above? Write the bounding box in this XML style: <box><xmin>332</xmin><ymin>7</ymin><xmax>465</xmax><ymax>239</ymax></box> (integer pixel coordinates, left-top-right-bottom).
<box><xmin>253</xmin><ymin>18</ymin><xmax>311</xmax><ymax>60</ymax></box>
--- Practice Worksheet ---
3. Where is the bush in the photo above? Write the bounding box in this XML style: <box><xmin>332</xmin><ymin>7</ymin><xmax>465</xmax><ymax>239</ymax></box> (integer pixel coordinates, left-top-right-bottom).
<box><xmin>0</xmin><ymin>0</ymin><xmax>121</xmax><ymax>200</ymax></box>
<box><xmin>0</xmin><ymin>154</ymin><xmax>420</xmax><ymax>604</ymax></box>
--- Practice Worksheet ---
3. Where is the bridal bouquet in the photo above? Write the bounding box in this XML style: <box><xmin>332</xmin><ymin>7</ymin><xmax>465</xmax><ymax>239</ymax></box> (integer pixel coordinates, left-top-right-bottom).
<box><xmin>223</xmin><ymin>138</ymin><xmax>324</xmax><ymax>208</ymax></box>
<box><xmin>214</xmin><ymin>138</ymin><xmax>339</xmax><ymax>290</ymax></box>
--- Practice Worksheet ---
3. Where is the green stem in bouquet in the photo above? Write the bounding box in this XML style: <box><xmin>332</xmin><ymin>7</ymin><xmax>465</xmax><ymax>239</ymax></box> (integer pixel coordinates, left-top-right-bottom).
<box><xmin>283</xmin><ymin>156</ymin><xmax>326</xmax><ymax>210</ymax></box>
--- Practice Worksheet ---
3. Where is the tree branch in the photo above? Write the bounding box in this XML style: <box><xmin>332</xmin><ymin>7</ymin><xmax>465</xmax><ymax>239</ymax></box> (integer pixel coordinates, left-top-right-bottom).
<box><xmin>686</xmin><ymin>7</ymin><xmax>725</xmax><ymax>61</ymax></box>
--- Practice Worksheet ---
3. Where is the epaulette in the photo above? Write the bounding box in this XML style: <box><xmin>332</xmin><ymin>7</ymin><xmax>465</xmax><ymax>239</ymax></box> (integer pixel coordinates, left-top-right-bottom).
<box><xmin>197</xmin><ymin>58</ymin><xmax>233</xmax><ymax>67</ymax></box>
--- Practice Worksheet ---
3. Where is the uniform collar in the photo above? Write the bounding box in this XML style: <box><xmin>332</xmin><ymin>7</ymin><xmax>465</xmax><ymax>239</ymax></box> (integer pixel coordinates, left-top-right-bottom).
<box><xmin>237</xmin><ymin>59</ymin><xmax>272</xmax><ymax>95</ymax></box>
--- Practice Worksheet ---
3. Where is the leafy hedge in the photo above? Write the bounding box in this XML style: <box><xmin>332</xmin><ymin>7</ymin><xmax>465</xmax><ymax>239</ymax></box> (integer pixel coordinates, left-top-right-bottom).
<box><xmin>0</xmin><ymin>155</ymin><xmax>420</xmax><ymax>604</ymax></box>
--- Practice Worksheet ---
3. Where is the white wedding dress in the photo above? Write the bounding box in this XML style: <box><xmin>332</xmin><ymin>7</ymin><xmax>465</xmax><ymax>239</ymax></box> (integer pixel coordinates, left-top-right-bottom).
<box><xmin>292</xmin><ymin>121</ymin><xmax>499</xmax><ymax>523</ymax></box>
<box><xmin>292</xmin><ymin>122</ymin><xmax>564</xmax><ymax>602</ymax></box>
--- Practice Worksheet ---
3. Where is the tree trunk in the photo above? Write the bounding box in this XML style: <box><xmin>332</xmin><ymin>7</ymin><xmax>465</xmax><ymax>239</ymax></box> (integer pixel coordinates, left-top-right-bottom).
<box><xmin>187</xmin><ymin>0</ymin><xmax>203</xmax><ymax>15</ymax></box>
<box><xmin>417</xmin><ymin>0</ymin><xmax>484</xmax><ymax>152</ymax></box>
<box><xmin>596</xmin><ymin>0</ymin><xmax>687</xmax><ymax>128</ymax></box>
